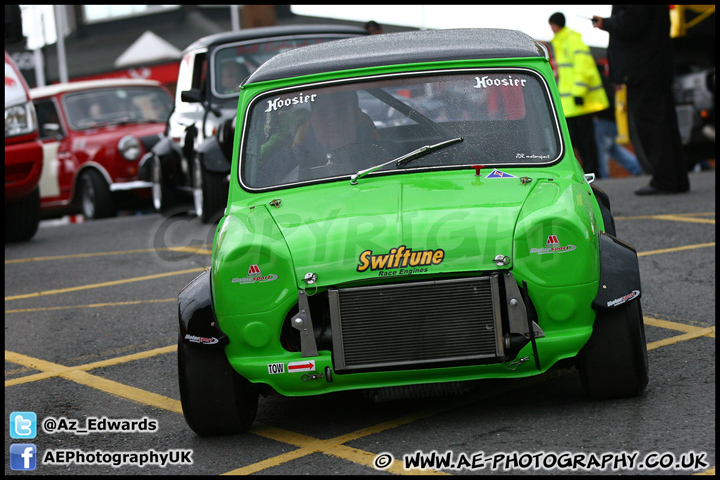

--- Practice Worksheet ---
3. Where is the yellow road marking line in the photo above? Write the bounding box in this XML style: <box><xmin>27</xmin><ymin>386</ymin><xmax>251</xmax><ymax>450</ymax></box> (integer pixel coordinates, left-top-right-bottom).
<box><xmin>223</xmin><ymin>448</ymin><xmax>320</xmax><ymax>476</ymax></box>
<box><xmin>616</xmin><ymin>212</ymin><xmax>715</xmax><ymax>223</ymax></box>
<box><xmin>695</xmin><ymin>466</ymin><xmax>715</xmax><ymax>475</ymax></box>
<box><xmin>651</xmin><ymin>215</ymin><xmax>714</xmax><ymax>224</ymax></box>
<box><xmin>5</xmin><ymin>349</ymin><xmax>181</xmax><ymax>413</ymax></box>
<box><xmin>5</xmin><ymin>346</ymin><xmax>177</xmax><ymax>387</ymax></box>
<box><xmin>173</xmin><ymin>246</ymin><xmax>212</xmax><ymax>255</ymax></box>
<box><xmin>5</xmin><ymin>341</ymin><xmax>173</xmax><ymax>375</ymax></box>
<box><xmin>670</xmin><ymin>212</ymin><xmax>714</xmax><ymax>216</ymax></box>
<box><xmin>4</xmin><ymin>267</ymin><xmax>206</xmax><ymax>301</ymax></box>
<box><xmin>5</xmin><ymin>298</ymin><xmax>176</xmax><ymax>314</ymax></box>
<box><xmin>644</xmin><ymin>316</ymin><xmax>715</xmax><ymax>337</ymax></box>
<box><xmin>65</xmin><ymin>369</ymin><xmax>182</xmax><ymax>413</ymax></box>
<box><xmin>644</xmin><ymin>316</ymin><xmax>701</xmax><ymax>332</ymax></box>
<box><xmin>239</xmin><ymin>423</ymin><xmax>448</xmax><ymax>476</ymax></box>
<box><xmin>638</xmin><ymin>242</ymin><xmax>715</xmax><ymax>257</ymax></box>
<box><xmin>5</xmin><ymin>246</ymin><xmax>213</xmax><ymax>264</ymax></box>
<box><xmin>646</xmin><ymin>327</ymin><xmax>715</xmax><ymax>350</ymax></box>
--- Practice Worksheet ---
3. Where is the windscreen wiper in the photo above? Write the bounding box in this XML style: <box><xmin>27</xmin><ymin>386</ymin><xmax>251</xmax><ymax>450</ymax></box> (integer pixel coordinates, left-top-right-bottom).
<box><xmin>350</xmin><ymin>137</ymin><xmax>462</xmax><ymax>185</ymax></box>
<box><xmin>366</xmin><ymin>87</ymin><xmax>456</xmax><ymax>141</ymax></box>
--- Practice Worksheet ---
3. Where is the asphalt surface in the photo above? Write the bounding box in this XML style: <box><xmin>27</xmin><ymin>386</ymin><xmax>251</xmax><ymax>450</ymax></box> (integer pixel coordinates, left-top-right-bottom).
<box><xmin>5</xmin><ymin>170</ymin><xmax>715</xmax><ymax>475</ymax></box>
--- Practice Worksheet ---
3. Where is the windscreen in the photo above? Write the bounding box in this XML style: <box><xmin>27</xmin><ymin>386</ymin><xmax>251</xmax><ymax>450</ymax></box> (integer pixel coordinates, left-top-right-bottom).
<box><xmin>64</xmin><ymin>87</ymin><xmax>172</xmax><ymax>130</ymax></box>
<box><xmin>213</xmin><ymin>37</ymin><xmax>343</xmax><ymax>97</ymax></box>
<box><xmin>241</xmin><ymin>70</ymin><xmax>561</xmax><ymax>189</ymax></box>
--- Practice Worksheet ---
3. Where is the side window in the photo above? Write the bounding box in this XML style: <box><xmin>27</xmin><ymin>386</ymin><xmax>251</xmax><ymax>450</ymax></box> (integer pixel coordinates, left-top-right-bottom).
<box><xmin>175</xmin><ymin>52</ymin><xmax>195</xmax><ymax>103</ymax></box>
<box><xmin>34</xmin><ymin>100</ymin><xmax>64</xmax><ymax>139</ymax></box>
<box><xmin>192</xmin><ymin>53</ymin><xmax>208</xmax><ymax>96</ymax></box>
<box><xmin>175</xmin><ymin>50</ymin><xmax>208</xmax><ymax>106</ymax></box>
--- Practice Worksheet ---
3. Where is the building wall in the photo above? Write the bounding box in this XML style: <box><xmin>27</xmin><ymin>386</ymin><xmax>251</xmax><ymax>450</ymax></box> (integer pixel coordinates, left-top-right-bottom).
<box><xmin>9</xmin><ymin>5</ymin><xmax>416</xmax><ymax>92</ymax></box>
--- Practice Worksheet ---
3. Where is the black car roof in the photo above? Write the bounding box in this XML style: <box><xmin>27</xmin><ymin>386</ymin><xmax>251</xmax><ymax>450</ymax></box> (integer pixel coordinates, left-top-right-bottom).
<box><xmin>246</xmin><ymin>28</ymin><xmax>547</xmax><ymax>85</ymax></box>
<box><xmin>182</xmin><ymin>24</ymin><xmax>368</xmax><ymax>54</ymax></box>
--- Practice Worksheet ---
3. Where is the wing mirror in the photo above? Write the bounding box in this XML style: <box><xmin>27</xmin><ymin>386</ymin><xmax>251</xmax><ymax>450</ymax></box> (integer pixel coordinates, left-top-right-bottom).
<box><xmin>180</xmin><ymin>89</ymin><xmax>202</xmax><ymax>103</ymax></box>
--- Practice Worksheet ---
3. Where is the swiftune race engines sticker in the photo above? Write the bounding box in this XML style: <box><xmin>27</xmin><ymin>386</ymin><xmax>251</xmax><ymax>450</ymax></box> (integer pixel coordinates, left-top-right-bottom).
<box><xmin>357</xmin><ymin>245</ymin><xmax>445</xmax><ymax>277</ymax></box>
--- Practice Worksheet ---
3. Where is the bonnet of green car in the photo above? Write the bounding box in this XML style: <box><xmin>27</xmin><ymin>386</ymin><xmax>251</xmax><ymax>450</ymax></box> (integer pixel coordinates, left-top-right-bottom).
<box><xmin>214</xmin><ymin>170</ymin><xmax>559</xmax><ymax>289</ymax></box>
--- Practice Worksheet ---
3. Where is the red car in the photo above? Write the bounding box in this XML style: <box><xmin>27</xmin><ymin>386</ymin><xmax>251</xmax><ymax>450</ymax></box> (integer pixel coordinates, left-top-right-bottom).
<box><xmin>30</xmin><ymin>79</ymin><xmax>173</xmax><ymax>219</ymax></box>
<box><xmin>5</xmin><ymin>51</ymin><xmax>44</xmax><ymax>241</ymax></box>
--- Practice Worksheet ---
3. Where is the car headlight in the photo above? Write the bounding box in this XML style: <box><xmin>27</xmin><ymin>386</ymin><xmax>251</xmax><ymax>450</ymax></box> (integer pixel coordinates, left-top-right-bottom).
<box><xmin>5</xmin><ymin>102</ymin><xmax>36</xmax><ymax>138</ymax></box>
<box><xmin>118</xmin><ymin>135</ymin><xmax>141</xmax><ymax>161</ymax></box>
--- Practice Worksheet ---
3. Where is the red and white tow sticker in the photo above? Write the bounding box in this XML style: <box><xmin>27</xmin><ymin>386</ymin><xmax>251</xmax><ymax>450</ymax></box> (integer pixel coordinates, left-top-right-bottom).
<box><xmin>287</xmin><ymin>360</ymin><xmax>316</xmax><ymax>373</ymax></box>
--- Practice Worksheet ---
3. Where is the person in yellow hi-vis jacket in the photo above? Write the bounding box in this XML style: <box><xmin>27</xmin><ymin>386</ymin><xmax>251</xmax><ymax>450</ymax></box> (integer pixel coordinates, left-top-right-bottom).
<box><xmin>549</xmin><ymin>12</ymin><xmax>609</xmax><ymax>177</ymax></box>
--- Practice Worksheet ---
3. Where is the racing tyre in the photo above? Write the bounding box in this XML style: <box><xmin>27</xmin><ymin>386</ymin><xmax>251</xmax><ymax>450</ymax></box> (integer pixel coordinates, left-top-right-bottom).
<box><xmin>193</xmin><ymin>157</ymin><xmax>226</xmax><ymax>224</ymax></box>
<box><xmin>151</xmin><ymin>156</ymin><xmax>180</xmax><ymax>216</ymax></box>
<box><xmin>5</xmin><ymin>187</ymin><xmax>41</xmax><ymax>242</ymax></box>
<box><xmin>178</xmin><ymin>336</ymin><xmax>258</xmax><ymax>436</ymax></box>
<box><xmin>577</xmin><ymin>300</ymin><xmax>649</xmax><ymax>400</ymax></box>
<box><xmin>80</xmin><ymin>170</ymin><xmax>116</xmax><ymax>219</ymax></box>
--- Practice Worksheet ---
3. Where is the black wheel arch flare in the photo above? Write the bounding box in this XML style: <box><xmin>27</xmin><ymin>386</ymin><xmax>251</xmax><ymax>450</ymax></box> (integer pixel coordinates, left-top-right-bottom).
<box><xmin>178</xmin><ymin>268</ymin><xmax>229</xmax><ymax>348</ymax></box>
<box><xmin>592</xmin><ymin>232</ymin><xmax>642</xmax><ymax>311</ymax></box>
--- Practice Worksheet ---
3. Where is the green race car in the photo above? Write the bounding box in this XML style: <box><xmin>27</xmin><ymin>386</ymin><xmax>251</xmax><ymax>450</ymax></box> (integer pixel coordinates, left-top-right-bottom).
<box><xmin>177</xmin><ymin>28</ymin><xmax>648</xmax><ymax>436</ymax></box>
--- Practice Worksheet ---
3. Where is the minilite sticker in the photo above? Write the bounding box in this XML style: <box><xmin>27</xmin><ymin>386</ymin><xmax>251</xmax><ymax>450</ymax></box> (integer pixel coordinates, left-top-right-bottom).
<box><xmin>530</xmin><ymin>234</ymin><xmax>577</xmax><ymax>254</ymax></box>
<box><xmin>232</xmin><ymin>265</ymin><xmax>278</xmax><ymax>285</ymax></box>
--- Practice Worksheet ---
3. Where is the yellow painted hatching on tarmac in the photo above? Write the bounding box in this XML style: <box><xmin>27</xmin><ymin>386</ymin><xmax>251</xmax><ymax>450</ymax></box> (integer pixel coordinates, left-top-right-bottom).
<box><xmin>4</xmin><ymin>210</ymin><xmax>715</xmax><ymax>474</ymax></box>
<box><xmin>4</xmin><ymin>267</ymin><xmax>206</xmax><ymax>301</ymax></box>
<box><xmin>5</xmin><ymin>298</ymin><xmax>176</xmax><ymax>314</ymax></box>
<box><xmin>4</xmin><ymin>245</ymin><xmax>213</xmax><ymax>264</ymax></box>
<box><xmin>5</xmin><ymin>316</ymin><xmax>715</xmax><ymax>475</ymax></box>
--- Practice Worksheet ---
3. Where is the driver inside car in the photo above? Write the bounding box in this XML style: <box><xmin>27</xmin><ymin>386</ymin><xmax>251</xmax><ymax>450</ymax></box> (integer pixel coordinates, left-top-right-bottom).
<box><xmin>218</xmin><ymin>62</ymin><xmax>249</xmax><ymax>95</ymax></box>
<box><xmin>256</xmin><ymin>90</ymin><xmax>384</xmax><ymax>187</ymax></box>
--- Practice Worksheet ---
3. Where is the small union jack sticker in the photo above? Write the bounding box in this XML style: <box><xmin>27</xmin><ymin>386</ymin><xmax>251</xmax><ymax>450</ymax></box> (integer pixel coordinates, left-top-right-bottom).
<box><xmin>546</xmin><ymin>235</ymin><xmax>559</xmax><ymax>246</ymax></box>
<box><xmin>248</xmin><ymin>265</ymin><xmax>261</xmax><ymax>275</ymax></box>
<box><xmin>485</xmin><ymin>169</ymin><xmax>517</xmax><ymax>179</ymax></box>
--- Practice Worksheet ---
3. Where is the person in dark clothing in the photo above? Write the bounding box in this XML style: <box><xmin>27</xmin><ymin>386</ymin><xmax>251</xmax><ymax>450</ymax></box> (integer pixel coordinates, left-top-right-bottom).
<box><xmin>594</xmin><ymin>60</ymin><xmax>643</xmax><ymax>178</ymax></box>
<box><xmin>593</xmin><ymin>6</ymin><xmax>690</xmax><ymax>195</ymax></box>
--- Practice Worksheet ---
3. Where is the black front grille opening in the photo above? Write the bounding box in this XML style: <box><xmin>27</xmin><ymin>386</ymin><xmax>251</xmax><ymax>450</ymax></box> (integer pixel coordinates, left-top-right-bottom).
<box><xmin>331</xmin><ymin>276</ymin><xmax>505</xmax><ymax>373</ymax></box>
<box><xmin>277</xmin><ymin>274</ymin><xmax>539</xmax><ymax>371</ymax></box>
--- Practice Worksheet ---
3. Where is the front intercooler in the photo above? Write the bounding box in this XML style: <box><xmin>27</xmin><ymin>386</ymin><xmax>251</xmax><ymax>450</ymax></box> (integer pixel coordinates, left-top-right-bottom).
<box><xmin>328</xmin><ymin>275</ymin><xmax>504</xmax><ymax>373</ymax></box>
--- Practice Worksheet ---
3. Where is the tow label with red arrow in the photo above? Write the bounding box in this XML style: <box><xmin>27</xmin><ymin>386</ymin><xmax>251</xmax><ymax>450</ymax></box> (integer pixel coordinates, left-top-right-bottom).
<box><xmin>287</xmin><ymin>360</ymin><xmax>316</xmax><ymax>373</ymax></box>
